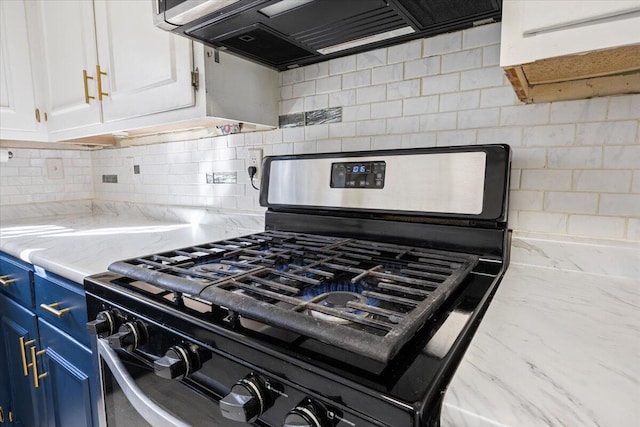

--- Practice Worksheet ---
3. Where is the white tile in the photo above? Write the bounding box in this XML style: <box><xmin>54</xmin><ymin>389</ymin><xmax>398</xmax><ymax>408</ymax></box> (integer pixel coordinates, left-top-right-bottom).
<box><xmin>518</xmin><ymin>211</ymin><xmax>568</xmax><ymax>234</ymax></box>
<box><xmin>423</xmin><ymin>32</ymin><xmax>462</xmax><ymax>56</ymax></box>
<box><xmin>388</xmin><ymin>39</ymin><xmax>422</xmax><ymax>63</ymax></box>
<box><xmin>422</xmin><ymin>73</ymin><xmax>460</xmax><ymax>95</ymax></box>
<box><xmin>477</xmin><ymin>127</ymin><xmax>522</xmax><ymax>146</ymax></box>
<box><xmin>280</xmin><ymin>98</ymin><xmax>305</xmax><ymax>114</ymax></box>
<box><xmin>549</xmin><ymin>98</ymin><xmax>608</xmax><ymax>123</ymax></box>
<box><xmin>441</xmin><ymin>49</ymin><xmax>483</xmax><ymax>73</ymax></box>
<box><xmin>547</xmin><ymin>147</ymin><xmax>602</xmax><ymax>169</ymax></box>
<box><xmin>523</xmin><ymin>124</ymin><xmax>575</xmax><ymax>146</ymax></box>
<box><xmin>511</xmin><ymin>148</ymin><xmax>546</xmax><ymax>169</ymax></box>
<box><xmin>356</xmin><ymin>85</ymin><xmax>386</xmax><ymax>104</ymax></box>
<box><xmin>292</xmin><ymin>81</ymin><xmax>315</xmax><ymax>98</ymax></box>
<box><xmin>439</xmin><ymin>91</ymin><xmax>480</xmax><ymax>112</ymax></box>
<box><xmin>462</xmin><ymin>23</ymin><xmax>501</xmax><ymax>48</ymax></box>
<box><xmin>342</xmin><ymin>137</ymin><xmax>371</xmax><ymax>151</ymax></box>
<box><xmin>604</xmin><ymin>145</ymin><xmax>640</xmax><ymax>168</ymax></box>
<box><xmin>263</xmin><ymin>129</ymin><xmax>283</xmax><ymax>145</ymax></box>
<box><xmin>315</xmin><ymin>76</ymin><xmax>341</xmax><ymax>94</ymax></box>
<box><xmin>329</xmin><ymin>122</ymin><xmax>357</xmax><ymax>138</ymax></box>
<box><xmin>282</xmin><ymin>127</ymin><xmax>305</xmax><ymax>142</ymax></box>
<box><xmin>386</xmin><ymin>116</ymin><xmax>419</xmax><ymax>134</ymax></box>
<box><xmin>567</xmin><ymin>214</ymin><xmax>626</xmax><ymax>238</ymax></box>
<box><xmin>372</xmin><ymin>63</ymin><xmax>403</xmax><ymax>84</ymax></box>
<box><xmin>500</xmin><ymin>104</ymin><xmax>550</xmax><ymax>126</ymax></box>
<box><xmin>633</xmin><ymin>171</ymin><xmax>640</xmax><ymax>193</ymax></box>
<box><xmin>357</xmin><ymin>120</ymin><xmax>386</xmax><ymax>136</ymax></box>
<box><xmin>482</xmin><ymin>44</ymin><xmax>501</xmax><ymax>66</ymax></box>
<box><xmin>576</xmin><ymin>121</ymin><xmax>637</xmax><ymax>145</ymax></box>
<box><xmin>573</xmin><ymin>170</ymin><xmax>632</xmax><ymax>193</ymax></box>
<box><xmin>293</xmin><ymin>141</ymin><xmax>317</xmax><ymax>154</ymax></box>
<box><xmin>329</xmin><ymin>56</ymin><xmax>357</xmax><ymax>75</ymax></box>
<box><xmin>272</xmin><ymin>143</ymin><xmax>294</xmax><ymax>155</ymax></box>
<box><xmin>521</xmin><ymin>170</ymin><xmax>572</xmax><ymax>190</ymax></box>
<box><xmin>544</xmin><ymin>192</ymin><xmax>598</xmax><ymax>214</ymax></box>
<box><xmin>371</xmin><ymin>135</ymin><xmax>402</xmax><ymax>150</ymax></box>
<box><xmin>457</xmin><ymin>108</ymin><xmax>500</xmax><ymax>129</ymax></box>
<box><xmin>401</xmin><ymin>133</ymin><xmax>437</xmax><ymax>148</ymax></box>
<box><xmin>403</xmin><ymin>96</ymin><xmax>439</xmax><ymax>116</ymax></box>
<box><xmin>328</xmin><ymin>89</ymin><xmax>357</xmax><ymax>107</ymax></box>
<box><xmin>599</xmin><ymin>194</ymin><xmax>640</xmax><ymax>216</ymax></box>
<box><xmin>420</xmin><ymin>112</ymin><xmax>457</xmax><ymax>131</ymax></box>
<box><xmin>281</xmin><ymin>68</ymin><xmax>305</xmax><ymax>85</ymax></box>
<box><xmin>342</xmin><ymin>105</ymin><xmax>371</xmax><ymax>122</ymax></box>
<box><xmin>371</xmin><ymin>101</ymin><xmax>403</xmax><ymax>119</ymax></box>
<box><xmin>227</xmin><ymin>134</ymin><xmax>245</xmax><ymax>147</ymax></box>
<box><xmin>303</xmin><ymin>94</ymin><xmax>328</xmax><ymax>111</ymax></box>
<box><xmin>387</xmin><ymin>79</ymin><xmax>421</xmax><ymax>100</ymax></box>
<box><xmin>305</xmin><ymin>124</ymin><xmax>329</xmax><ymax>140</ymax></box>
<box><xmin>480</xmin><ymin>86</ymin><xmax>518</xmax><ymax>107</ymax></box>
<box><xmin>436</xmin><ymin>130</ymin><xmax>476</xmax><ymax>146</ymax></box>
<box><xmin>280</xmin><ymin>85</ymin><xmax>293</xmax><ymax>100</ymax></box>
<box><xmin>303</xmin><ymin>62</ymin><xmax>329</xmax><ymax>80</ymax></box>
<box><xmin>607</xmin><ymin>94</ymin><xmax>640</xmax><ymax>120</ymax></box>
<box><xmin>342</xmin><ymin>70</ymin><xmax>371</xmax><ymax>89</ymax></box>
<box><xmin>460</xmin><ymin>66</ymin><xmax>504</xmax><ymax>90</ymax></box>
<box><xmin>510</xmin><ymin>190</ymin><xmax>543</xmax><ymax>211</ymax></box>
<box><xmin>356</xmin><ymin>48</ymin><xmax>387</xmax><ymax>70</ymax></box>
<box><xmin>405</xmin><ymin>57</ymin><xmax>441</xmax><ymax>79</ymax></box>
<box><xmin>627</xmin><ymin>218</ymin><xmax>640</xmax><ymax>240</ymax></box>
<box><xmin>511</xmin><ymin>169</ymin><xmax>521</xmax><ymax>190</ymax></box>
<box><xmin>316</xmin><ymin>139</ymin><xmax>342</xmax><ymax>153</ymax></box>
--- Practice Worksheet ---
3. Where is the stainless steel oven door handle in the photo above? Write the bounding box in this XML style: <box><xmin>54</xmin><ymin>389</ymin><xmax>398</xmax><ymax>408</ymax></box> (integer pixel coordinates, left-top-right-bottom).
<box><xmin>97</xmin><ymin>339</ymin><xmax>191</xmax><ymax>427</ymax></box>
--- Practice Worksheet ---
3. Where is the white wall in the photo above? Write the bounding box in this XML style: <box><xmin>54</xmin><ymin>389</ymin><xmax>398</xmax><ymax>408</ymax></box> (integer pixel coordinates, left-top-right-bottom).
<box><xmin>2</xmin><ymin>23</ymin><xmax>639</xmax><ymax>240</ymax></box>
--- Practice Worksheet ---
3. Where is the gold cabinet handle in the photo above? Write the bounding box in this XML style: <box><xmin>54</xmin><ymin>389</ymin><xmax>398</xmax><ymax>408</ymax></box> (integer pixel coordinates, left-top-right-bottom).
<box><xmin>9</xmin><ymin>411</ymin><xmax>13</xmax><ymax>422</ymax></box>
<box><xmin>40</xmin><ymin>302</ymin><xmax>72</xmax><ymax>318</ymax></box>
<box><xmin>35</xmin><ymin>108</ymin><xmax>41</xmax><ymax>123</ymax></box>
<box><xmin>96</xmin><ymin>65</ymin><xmax>108</xmax><ymax>100</ymax></box>
<box><xmin>0</xmin><ymin>275</ymin><xmax>16</xmax><ymax>286</ymax></box>
<box><xmin>0</xmin><ymin>405</ymin><xmax>4</xmax><ymax>423</ymax></box>
<box><xmin>28</xmin><ymin>346</ymin><xmax>48</xmax><ymax>388</ymax></box>
<box><xmin>83</xmin><ymin>69</ymin><xmax>95</xmax><ymax>104</ymax></box>
<box><xmin>19</xmin><ymin>337</ymin><xmax>35</xmax><ymax>376</ymax></box>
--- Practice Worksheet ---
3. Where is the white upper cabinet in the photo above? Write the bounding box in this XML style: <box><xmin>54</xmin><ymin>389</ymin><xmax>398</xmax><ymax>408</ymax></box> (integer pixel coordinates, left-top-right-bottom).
<box><xmin>500</xmin><ymin>0</ymin><xmax>640</xmax><ymax>103</ymax></box>
<box><xmin>35</xmin><ymin>0</ymin><xmax>102</xmax><ymax>133</ymax></box>
<box><xmin>0</xmin><ymin>0</ymin><xmax>46</xmax><ymax>140</ymax></box>
<box><xmin>93</xmin><ymin>0</ymin><xmax>194</xmax><ymax>123</ymax></box>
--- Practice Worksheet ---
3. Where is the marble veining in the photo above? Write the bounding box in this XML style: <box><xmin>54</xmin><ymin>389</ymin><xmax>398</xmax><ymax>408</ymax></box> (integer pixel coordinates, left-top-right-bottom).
<box><xmin>0</xmin><ymin>200</ymin><xmax>92</xmax><ymax>220</ymax></box>
<box><xmin>441</xmin><ymin>264</ymin><xmax>640</xmax><ymax>427</ymax></box>
<box><xmin>511</xmin><ymin>233</ymin><xmax>640</xmax><ymax>279</ymax></box>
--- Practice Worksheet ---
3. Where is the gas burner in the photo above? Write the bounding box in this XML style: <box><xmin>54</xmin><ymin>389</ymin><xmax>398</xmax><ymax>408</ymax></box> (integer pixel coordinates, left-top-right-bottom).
<box><xmin>308</xmin><ymin>292</ymin><xmax>369</xmax><ymax>324</ymax></box>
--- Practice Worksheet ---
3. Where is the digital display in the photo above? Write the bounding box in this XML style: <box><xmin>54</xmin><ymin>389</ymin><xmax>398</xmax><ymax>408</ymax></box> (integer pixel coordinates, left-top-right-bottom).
<box><xmin>330</xmin><ymin>161</ymin><xmax>385</xmax><ymax>189</ymax></box>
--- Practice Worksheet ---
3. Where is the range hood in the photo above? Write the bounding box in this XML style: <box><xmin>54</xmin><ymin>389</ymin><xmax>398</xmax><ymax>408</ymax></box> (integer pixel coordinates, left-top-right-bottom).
<box><xmin>154</xmin><ymin>0</ymin><xmax>502</xmax><ymax>70</ymax></box>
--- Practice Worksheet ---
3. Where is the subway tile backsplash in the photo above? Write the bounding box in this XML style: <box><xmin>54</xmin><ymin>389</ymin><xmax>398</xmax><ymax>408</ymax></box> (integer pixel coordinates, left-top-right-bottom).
<box><xmin>1</xmin><ymin>23</ymin><xmax>638</xmax><ymax>241</ymax></box>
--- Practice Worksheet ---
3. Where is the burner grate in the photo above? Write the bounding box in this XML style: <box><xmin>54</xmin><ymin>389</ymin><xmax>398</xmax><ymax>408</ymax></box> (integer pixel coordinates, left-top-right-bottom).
<box><xmin>109</xmin><ymin>231</ymin><xmax>478</xmax><ymax>362</ymax></box>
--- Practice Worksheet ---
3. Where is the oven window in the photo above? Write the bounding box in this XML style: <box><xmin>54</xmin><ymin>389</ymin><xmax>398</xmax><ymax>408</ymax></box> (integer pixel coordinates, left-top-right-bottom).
<box><xmin>101</xmin><ymin>354</ymin><xmax>225</xmax><ymax>426</ymax></box>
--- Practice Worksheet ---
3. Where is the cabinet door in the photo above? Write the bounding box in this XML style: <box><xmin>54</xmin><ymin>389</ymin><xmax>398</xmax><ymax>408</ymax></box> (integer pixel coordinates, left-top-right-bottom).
<box><xmin>94</xmin><ymin>0</ymin><xmax>195</xmax><ymax>123</ymax></box>
<box><xmin>38</xmin><ymin>319</ymin><xmax>94</xmax><ymax>427</ymax></box>
<box><xmin>0</xmin><ymin>0</ymin><xmax>44</xmax><ymax>139</ymax></box>
<box><xmin>36</xmin><ymin>0</ymin><xmax>102</xmax><ymax>133</ymax></box>
<box><xmin>0</xmin><ymin>295</ymin><xmax>45</xmax><ymax>427</ymax></box>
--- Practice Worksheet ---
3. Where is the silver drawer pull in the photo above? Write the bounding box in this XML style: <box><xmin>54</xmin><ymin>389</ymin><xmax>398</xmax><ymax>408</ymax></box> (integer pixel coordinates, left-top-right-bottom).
<box><xmin>0</xmin><ymin>275</ymin><xmax>17</xmax><ymax>286</ymax></box>
<box><xmin>40</xmin><ymin>302</ymin><xmax>72</xmax><ymax>318</ymax></box>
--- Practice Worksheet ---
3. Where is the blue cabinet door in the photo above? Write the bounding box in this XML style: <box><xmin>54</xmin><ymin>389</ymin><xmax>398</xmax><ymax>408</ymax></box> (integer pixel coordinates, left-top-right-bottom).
<box><xmin>0</xmin><ymin>300</ymin><xmax>13</xmax><ymax>425</ymax></box>
<box><xmin>0</xmin><ymin>294</ymin><xmax>46</xmax><ymax>427</ymax></box>
<box><xmin>37</xmin><ymin>319</ymin><xmax>95</xmax><ymax>427</ymax></box>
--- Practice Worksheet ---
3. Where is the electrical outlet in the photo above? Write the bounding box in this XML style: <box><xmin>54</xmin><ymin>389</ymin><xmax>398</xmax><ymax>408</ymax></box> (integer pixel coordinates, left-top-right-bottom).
<box><xmin>247</xmin><ymin>148</ymin><xmax>263</xmax><ymax>179</ymax></box>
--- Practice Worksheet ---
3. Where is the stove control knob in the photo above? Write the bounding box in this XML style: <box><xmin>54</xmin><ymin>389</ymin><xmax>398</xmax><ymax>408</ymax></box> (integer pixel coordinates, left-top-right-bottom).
<box><xmin>283</xmin><ymin>402</ymin><xmax>326</xmax><ymax>427</ymax></box>
<box><xmin>107</xmin><ymin>321</ymin><xmax>148</xmax><ymax>351</ymax></box>
<box><xmin>220</xmin><ymin>377</ymin><xmax>270</xmax><ymax>423</ymax></box>
<box><xmin>86</xmin><ymin>310</ymin><xmax>120</xmax><ymax>337</ymax></box>
<box><xmin>154</xmin><ymin>344</ymin><xmax>201</xmax><ymax>380</ymax></box>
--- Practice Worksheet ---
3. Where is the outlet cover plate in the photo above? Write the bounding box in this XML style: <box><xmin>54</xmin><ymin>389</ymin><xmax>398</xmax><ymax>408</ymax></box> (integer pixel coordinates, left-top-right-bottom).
<box><xmin>247</xmin><ymin>148</ymin><xmax>263</xmax><ymax>179</ymax></box>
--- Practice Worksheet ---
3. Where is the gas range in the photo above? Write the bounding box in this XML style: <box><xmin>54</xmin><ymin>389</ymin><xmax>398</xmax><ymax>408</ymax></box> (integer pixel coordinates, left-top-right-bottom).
<box><xmin>85</xmin><ymin>145</ymin><xmax>511</xmax><ymax>427</ymax></box>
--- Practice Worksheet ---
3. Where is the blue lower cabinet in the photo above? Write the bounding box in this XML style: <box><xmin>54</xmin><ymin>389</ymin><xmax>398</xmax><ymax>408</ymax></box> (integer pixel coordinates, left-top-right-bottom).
<box><xmin>0</xmin><ymin>294</ymin><xmax>46</xmax><ymax>427</ymax></box>
<box><xmin>38</xmin><ymin>319</ymin><xmax>95</xmax><ymax>427</ymax></box>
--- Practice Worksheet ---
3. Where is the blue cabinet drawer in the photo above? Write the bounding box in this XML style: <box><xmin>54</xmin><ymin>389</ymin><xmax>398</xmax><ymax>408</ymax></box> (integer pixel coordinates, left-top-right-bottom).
<box><xmin>0</xmin><ymin>253</ymin><xmax>33</xmax><ymax>308</ymax></box>
<box><xmin>34</xmin><ymin>272</ymin><xmax>89</xmax><ymax>347</ymax></box>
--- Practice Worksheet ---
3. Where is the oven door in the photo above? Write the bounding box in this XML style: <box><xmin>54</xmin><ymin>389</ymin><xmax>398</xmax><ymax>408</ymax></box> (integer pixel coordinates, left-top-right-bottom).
<box><xmin>95</xmin><ymin>339</ymin><xmax>227</xmax><ymax>427</ymax></box>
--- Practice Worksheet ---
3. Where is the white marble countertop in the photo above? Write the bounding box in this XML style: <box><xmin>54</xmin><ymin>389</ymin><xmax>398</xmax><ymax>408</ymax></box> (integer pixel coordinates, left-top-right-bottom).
<box><xmin>1</xmin><ymin>202</ymin><xmax>638</xmax><ymax>426</ymax></box>
<box><xmin>0</xmin><ymin>202</ymin><xmax>264</xmax><ymax>284</ymax></box>
<box><xmin>442</xmin><ymin>234</ymin><xmax>640</xmax><ymax>427</ymax></box>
